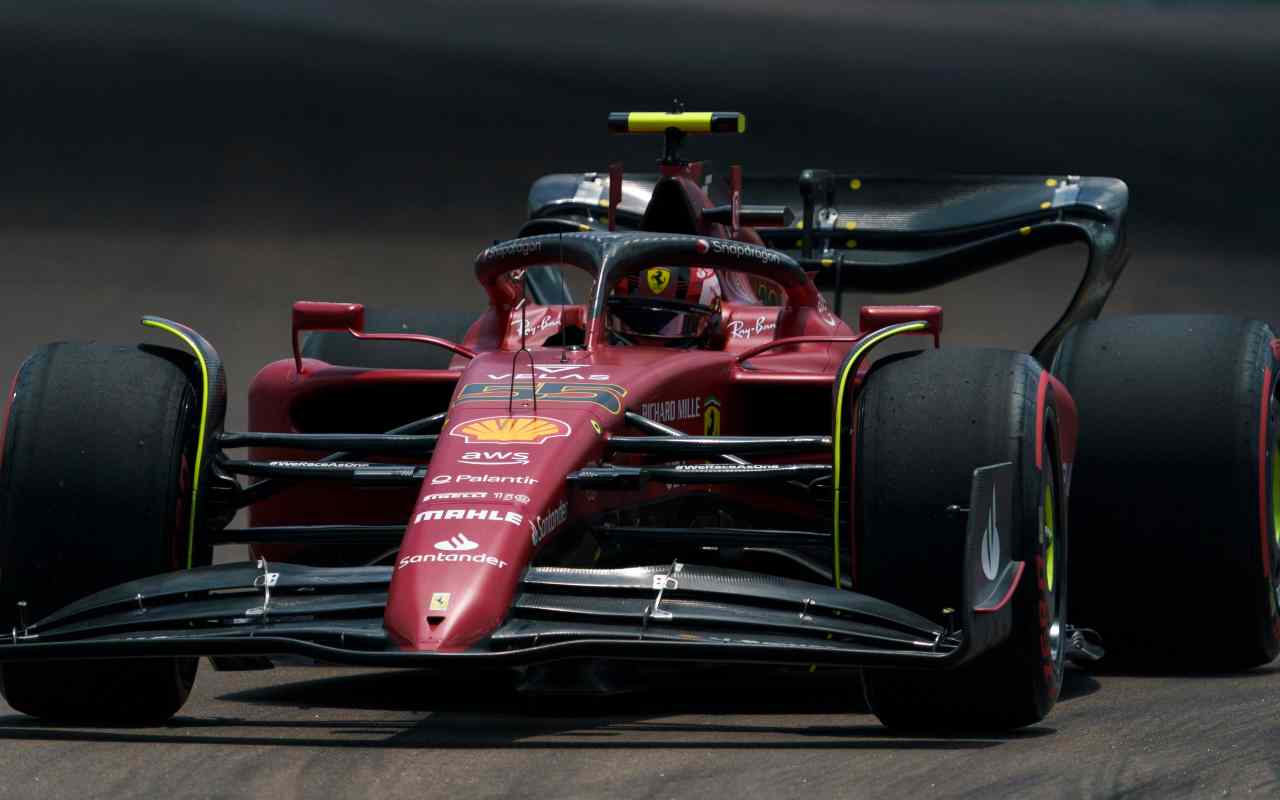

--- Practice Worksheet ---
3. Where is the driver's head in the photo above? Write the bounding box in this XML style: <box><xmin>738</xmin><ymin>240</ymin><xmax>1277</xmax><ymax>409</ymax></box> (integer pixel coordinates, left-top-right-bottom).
<box><xmin>610</xmin><ymin>266</ymin><xmax>720</xmax><ymax>338</ymax></box>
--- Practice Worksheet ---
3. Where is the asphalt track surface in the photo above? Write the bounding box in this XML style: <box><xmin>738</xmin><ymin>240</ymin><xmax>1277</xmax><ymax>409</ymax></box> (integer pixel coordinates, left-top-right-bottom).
<box><xmin>0</xmin><ymin>2</ymin><xmax>1278</xmax><ymax>797</ymax></box>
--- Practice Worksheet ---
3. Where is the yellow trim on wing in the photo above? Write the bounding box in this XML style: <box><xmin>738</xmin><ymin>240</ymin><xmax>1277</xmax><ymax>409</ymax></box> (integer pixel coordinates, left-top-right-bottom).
<box><xmin>831</xmin><ymin>322</ymin><xmax>928</xmax><ymax>588</ymax></box>
<box><xmin>141</xmin><ymin>319</ymin><xmax>209</xmax><ymax>569</ymax></box>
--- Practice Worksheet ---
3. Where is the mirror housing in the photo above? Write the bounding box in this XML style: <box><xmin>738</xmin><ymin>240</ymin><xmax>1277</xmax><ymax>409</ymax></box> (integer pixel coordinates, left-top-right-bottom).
<box><xmin>859</xmin><ymin>304</ymin><xmax>942</xmax><ymax>346</ymax></box>
<box><xmin>291</xmin><ymin>301</ymin><xmax>365</xmax><ymax>373</ymax></box>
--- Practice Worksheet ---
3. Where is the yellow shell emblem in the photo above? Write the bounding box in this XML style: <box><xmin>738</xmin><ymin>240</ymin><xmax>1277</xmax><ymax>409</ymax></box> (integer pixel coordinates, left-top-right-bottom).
<box><xmin>450</xmin><ymin>416</ymin><xmax>571</xmax><ymax>444</ymax></box>
<box><xmin>645</xmin><ymin>267</ymin><xmax>671</xmax><ymax>294</ymax></box>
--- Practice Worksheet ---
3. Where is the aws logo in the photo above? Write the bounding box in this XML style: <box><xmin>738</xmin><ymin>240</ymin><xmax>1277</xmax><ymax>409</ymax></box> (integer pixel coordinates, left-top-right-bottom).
<box><xmin>456</xmin><ymin>382</ymin><xmax>629</xmax><ymax>415</ymax></box>
<box><xmin>449</xmin><ymin>416</ymin><xmax>571</xmax><ymax>445</ymax></box>
<box><xmin>459</xmin><ymin>450</ymin><xmax>529</xmax><ymax>467</ymax></box>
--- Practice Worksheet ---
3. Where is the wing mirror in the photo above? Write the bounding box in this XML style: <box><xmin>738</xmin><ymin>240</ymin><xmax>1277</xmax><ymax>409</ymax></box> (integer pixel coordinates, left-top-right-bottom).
<box><xmin>859</xmin><ymin>305</ymin><xmax>942</xmax><ymax>346</ymax></box>
<box><xmin>291</xmin><ymin>301</ymin><xmax>365</xmax><ymax>372</ymax></box>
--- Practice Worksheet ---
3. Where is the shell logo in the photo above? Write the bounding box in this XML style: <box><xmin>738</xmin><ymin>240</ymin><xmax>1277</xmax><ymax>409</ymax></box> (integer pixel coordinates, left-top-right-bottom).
<box><xmin>449</xmin><ymin>416</ymin><xmax>572</xmax><ymax>445</ymax></box>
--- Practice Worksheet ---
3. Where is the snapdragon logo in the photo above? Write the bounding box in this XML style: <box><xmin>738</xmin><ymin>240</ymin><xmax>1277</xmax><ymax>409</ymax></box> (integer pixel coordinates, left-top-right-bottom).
<box><xmin>709</xmin><ymin>239</ymin><xmax>782</xmax><ymax>264</ymax></box>
<box><xmin>483</xmin><ymin>239</ymin><xmax>542</xmax><ymax>260</ymax></box>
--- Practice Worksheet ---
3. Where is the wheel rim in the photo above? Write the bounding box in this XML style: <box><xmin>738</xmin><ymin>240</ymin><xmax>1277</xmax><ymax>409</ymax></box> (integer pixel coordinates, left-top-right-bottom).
<box><xmin>1042</xmin><ymin>468</ymin><xmax>1063</xmax><ymax>665</ymax></box>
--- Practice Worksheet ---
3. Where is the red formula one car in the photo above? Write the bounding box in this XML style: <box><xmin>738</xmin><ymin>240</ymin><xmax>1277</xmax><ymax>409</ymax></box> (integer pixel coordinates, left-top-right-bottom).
<box><xmin>1</xmin><ymin>111</ymin><xmax>1277</xmax><ymax>731</ymax></box>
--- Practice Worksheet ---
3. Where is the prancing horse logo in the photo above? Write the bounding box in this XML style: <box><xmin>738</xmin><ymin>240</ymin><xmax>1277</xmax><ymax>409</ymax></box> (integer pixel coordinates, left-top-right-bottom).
<box><xmin>645</xmin><ymin>267</ymin><xmax>671</xmax><ymax>294</ymax></box>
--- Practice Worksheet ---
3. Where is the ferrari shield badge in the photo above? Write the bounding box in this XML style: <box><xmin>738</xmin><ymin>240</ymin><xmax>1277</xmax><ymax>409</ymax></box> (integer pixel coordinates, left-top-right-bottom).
<box><xmin>645</xmin><ymin>267</ymin><xmax>671</xmax><ymax>294</ymax></box>
<box><xmin>703</xmin><ymin>396</ymin><xmax>721</xmax><ymax>435</ymax></box>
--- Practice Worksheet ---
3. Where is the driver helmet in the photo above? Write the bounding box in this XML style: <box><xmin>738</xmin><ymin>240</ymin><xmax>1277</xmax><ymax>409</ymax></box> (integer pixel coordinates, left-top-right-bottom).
<box><xmin>610</xmin><ymin>266</ymin><xmax>721</xmax><ymax>338</ymax></box>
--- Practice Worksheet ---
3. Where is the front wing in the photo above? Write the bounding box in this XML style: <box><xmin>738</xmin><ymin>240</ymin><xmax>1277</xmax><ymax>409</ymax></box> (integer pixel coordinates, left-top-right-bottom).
<box><xmin>0</xmin><ymin>466</ymin><xmax>1020</xmax><ymax>671</ymax></box>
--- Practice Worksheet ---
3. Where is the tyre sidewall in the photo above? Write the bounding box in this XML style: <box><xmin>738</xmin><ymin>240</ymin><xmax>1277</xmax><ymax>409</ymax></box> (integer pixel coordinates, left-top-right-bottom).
<box><xmin>855</xmin><ymin>348</ymin><xmax>1066</xmax><ymax>730</ymax></box>
<box><xmin>0</xmin><ymin>343</ymin><xmax>205</xmax><ymax>722</ymax></box>
<box><xmin>1055</xmin><ymin>315</ymin><xmax>1280</xmax><ymax>668</ymax></box>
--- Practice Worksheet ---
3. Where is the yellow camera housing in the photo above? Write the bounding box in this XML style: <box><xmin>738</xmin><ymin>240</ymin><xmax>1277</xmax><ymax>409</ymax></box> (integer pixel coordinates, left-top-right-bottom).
<box><xmin>607</xmin><ymin>111</ymin><xmax>746</xmax><ymax>135</ymax></box>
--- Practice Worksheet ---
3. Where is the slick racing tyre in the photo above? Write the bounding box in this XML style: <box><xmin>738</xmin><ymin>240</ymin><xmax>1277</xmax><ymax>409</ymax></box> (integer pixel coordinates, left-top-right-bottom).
<box><xmin>303</xmin><ymin>309</ymin><xmax>476</xmax><ymax>370</ymax></box>
<box><xmin>1052</xmin><ymin>314</ymin><xmax>1280</xmax><ymax>669</ymax></box>
<box><xmin>855</xmin><ymin>348</ymin><xmax>1066</xmax><ymax>731</ymax></box>
<box><xmin>0</xmin><ymin>342</ymin><xmax>208</xmax><ymax>722</ymax></box>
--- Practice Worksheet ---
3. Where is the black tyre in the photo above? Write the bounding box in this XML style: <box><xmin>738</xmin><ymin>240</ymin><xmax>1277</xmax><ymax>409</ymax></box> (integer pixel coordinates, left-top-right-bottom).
<box><xmin>1052</xmin><ymin>314</ymin><xmax>1279</xmax><ymax>669</ymax></box>
<box><xmin>303</xmin><ymin>309</ymin><xmax>477</xmax><ymax>369</ymax></box>
<box><xmin>854</xmin><ymin>348</ymin><xmax>1066</xmax><ymax>731</ymax></box>
<box><xmin>0</xmin><ymin>342</ymin><xmax>208</xmax><ymax>722</ymax></box>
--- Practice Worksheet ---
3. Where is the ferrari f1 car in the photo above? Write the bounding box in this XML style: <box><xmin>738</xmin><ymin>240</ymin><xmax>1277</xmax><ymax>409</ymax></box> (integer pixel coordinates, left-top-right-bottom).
<box><xmin>2</xmin><ymin>111</ymin><xmax>1277</xmax><ymax>731</ymax></box>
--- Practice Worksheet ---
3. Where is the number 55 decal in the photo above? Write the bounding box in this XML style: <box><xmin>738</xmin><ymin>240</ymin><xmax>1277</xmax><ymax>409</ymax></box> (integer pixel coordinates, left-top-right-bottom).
<box><xmin>456</xmin><ymin>382</ymin><xmax>629</xmax><ymax>415</ymax></box>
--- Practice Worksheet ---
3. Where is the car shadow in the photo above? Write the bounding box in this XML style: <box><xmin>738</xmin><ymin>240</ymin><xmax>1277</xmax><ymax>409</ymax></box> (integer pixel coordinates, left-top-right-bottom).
<box><xmin>0</xmin><ymin>664</ymin><xmax>1063</xmax><ymax>751</ymax></box>
<box><xmin>1079</xmin><ymin>660</ymin><xmax>1280</xmax><ymax>680</ymax></box>
<box><xmin>1059</xmin><ymin>666</ymin><xmax>1101</xmax><ymax>701</ymax></box>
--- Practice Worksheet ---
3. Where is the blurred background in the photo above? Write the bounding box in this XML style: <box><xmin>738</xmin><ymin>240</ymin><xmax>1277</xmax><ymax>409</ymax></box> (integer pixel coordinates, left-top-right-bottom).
<box><xmin>1</xmin><ymin>0</ymin><xmax>1276</xmax><ymax>431</ymax></box>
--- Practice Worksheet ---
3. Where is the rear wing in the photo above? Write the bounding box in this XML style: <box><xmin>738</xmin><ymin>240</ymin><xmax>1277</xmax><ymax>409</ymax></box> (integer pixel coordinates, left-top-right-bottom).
<box><xmin>525</xmin><ymin>171</ymin><xmax>1128</xmax><ymax>364</ymax></box>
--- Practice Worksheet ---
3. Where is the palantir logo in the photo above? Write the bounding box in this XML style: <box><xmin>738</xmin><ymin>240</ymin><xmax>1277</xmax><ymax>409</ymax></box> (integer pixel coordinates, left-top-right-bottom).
<box><xmin>434</xmin><ymin>533</ymin><xmax>479</xmax><ymax>552</ymax></box>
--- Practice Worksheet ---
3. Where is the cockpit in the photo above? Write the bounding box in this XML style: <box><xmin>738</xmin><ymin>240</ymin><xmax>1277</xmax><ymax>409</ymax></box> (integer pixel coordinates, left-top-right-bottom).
<box><xmin>476</xmin><ymin>231</ymin><xmax>815</xmax><ymax>353</ymax></box>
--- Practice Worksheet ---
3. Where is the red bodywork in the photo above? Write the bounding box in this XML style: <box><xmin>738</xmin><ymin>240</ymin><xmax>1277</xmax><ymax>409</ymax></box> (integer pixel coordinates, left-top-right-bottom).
<box><xmin>245</xmin><ymin>161</ymin><xmax>1080</xmax><ymax>653</ymax></box>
